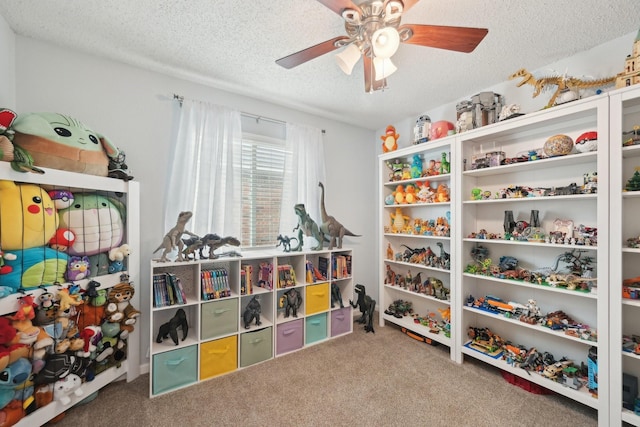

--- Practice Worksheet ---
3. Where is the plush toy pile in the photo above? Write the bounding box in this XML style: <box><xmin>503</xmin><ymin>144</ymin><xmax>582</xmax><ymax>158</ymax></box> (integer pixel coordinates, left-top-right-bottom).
<box><xmin>0</xmin><ymin>179</ymin><xmax>129</xmax><ymax>296</ymax></box>
<box><xmin>0</xmin><ymin>275</ymin><xmax>139</xmax><ymax>425</ymax></box>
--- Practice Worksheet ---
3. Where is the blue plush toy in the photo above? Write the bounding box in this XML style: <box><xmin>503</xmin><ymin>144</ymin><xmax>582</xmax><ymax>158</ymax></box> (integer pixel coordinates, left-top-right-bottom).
<box><xmin>410</xmin><ymin>154</ymin><xmax>423</xmax><ymax>178</ymax></box>
<box><xmin>0</xmin><ymin>357</ymin><xmax>32</xmax><ymax>410</ymax></box>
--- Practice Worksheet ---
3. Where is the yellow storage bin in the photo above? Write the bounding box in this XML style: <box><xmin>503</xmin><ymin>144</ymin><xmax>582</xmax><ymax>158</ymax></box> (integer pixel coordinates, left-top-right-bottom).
<box><xmin>305</xmin><ymin>282</ymin><xmax>329</xmax><ymax>315</ymax></box>
<box><xmin>200</xmin><ymin>335</ymin><xmax>237</xmax><ymax>380</ymax></box>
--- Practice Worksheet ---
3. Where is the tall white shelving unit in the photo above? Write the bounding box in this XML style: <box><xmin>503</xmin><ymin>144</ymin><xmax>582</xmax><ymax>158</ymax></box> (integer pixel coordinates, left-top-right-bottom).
<box><xmin>377</xmin><ymin>93</ymin><xmax>637</xmax><ymax>425</ymax></box>
<box><xmin>610</xmin><ymin>84</ymin><xmax>640</xmax><ymax>426</ymax></box>
<box><xmin>454</xmin><ymin>96</ymin><xmax>609</xmax><ymax>425</ymax></box>
<box><xmin>0</xmin><ymin>162</ymin><xmax>140</xmax><ymax>427</ymax></box>
<box><xmin>378</xmin><ymin>137</ymin><xmax>457</xmax><ymax>360</ymax></box>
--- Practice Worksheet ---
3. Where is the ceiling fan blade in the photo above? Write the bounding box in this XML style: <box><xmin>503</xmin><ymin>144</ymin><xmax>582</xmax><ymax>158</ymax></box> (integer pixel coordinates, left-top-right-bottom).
<box><xmin>315</xmin><ymin>0</ymin><xmax>362</xmax><ymax>16</ymax></box>
<box><xmin>397</xmin><ymin>0</ymin><xmax>421</xmax><ymax>12</ymax></box>
<box><xmin>362</xmin><ymin>55</ymin><xmax>387</xmax><ymax>92</ymax></box>
<box><xmin>399</xmin><ymin>24</ymin><xmax>488</xmax><ymax>53</ymax></box>
<box><xmin>276</xmin><ymin>36</ymin><xmax>349</xmax><ymax>69</ymax></box>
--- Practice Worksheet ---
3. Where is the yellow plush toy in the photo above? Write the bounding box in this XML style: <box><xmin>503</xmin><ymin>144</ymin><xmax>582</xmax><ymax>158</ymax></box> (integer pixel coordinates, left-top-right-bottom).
<box><xmin>0</xmin><ymin>180</ymin><xmax>68</xmax><ymax>296</ymax></box>
<box><xmin>0</xmin><ymin>180</ymin><xmax>59</xmax><ymax>250</ymax></box>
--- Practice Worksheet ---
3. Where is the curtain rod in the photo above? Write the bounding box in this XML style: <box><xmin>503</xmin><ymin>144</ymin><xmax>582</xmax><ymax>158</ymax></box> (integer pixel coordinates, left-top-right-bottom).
<box><xmin>173</xmin><ymin>93</ymin><xmax>325</xmax><ymax>133</ymax></box>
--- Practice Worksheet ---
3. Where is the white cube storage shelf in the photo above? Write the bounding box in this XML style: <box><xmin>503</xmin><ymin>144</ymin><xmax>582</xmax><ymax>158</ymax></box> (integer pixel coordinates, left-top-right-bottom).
<box><xmin>149</xmin><ymin>248</ymin><xmax>353</xmax><ymax>397</ymax></box>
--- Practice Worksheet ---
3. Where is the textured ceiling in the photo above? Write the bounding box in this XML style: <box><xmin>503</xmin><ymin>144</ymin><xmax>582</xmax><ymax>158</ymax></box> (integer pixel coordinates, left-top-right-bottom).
<box><xmin>1</xmin><ymin>0</ymin><xmax>640</xmax><ymax>130</ymax></box>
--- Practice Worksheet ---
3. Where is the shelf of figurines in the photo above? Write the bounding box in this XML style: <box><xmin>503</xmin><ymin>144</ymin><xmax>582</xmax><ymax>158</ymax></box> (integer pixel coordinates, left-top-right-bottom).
<box><xmin>464</xmin><ymin>295</ymin><xmax>597</xmax><ymax>346</ymax></box>
<box><xmin>462</xmin><ymin>325</ymin><xmax>599</xmax><ymax>408</ymax></box>
<box><xmin>382</xmin><ymin>274</ymin><xmax>451</xmax><ymax>304</ymax></box>
<box><xmin>381</xmin><ymin>300</ymin><xmax>451</xmax><ymax>346</ymax></box>
<box><xmin>384</xmin><ymin>210</ymin><xmax>451</xmax><ymax>238</ymax></box>
<box><xmin>462</xmin><ymin>253</ymin><xmax>597</xmax><ymax>298</ymax></box>
<box><xmin>463</xmin><ymin>151</ymin><xmax>597</xmax><ymax>177</ymax></box>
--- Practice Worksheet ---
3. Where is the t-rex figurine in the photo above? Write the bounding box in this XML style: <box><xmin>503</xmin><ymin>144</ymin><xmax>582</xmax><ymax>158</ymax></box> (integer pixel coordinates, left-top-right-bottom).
<box><xmin>350</xmin><ymin>284</ymin><xmax>375</xmax><ymax>333</ymax></box>
<box><xmin>318</xmin><ymin>182</ymin><xmax>360</xmax><ymax>250</ymax></box>
<box><xmin>293</xmin><ymin>204</ymin><xmax>324</xmax><ymax>251</ymax></box>
<box><xmin>153</xmin><ymin>211</ymin><xmax>199</xmax><ymax>262</ymax></box>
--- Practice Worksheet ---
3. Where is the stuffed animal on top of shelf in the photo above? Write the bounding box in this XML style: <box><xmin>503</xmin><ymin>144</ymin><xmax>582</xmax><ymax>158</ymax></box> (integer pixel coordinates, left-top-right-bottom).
<box><xmin>381</xmin><ymin>125</ymin><xmax>399</xmax><ymax>152</ymax></box>
<box><xmin>0</xmin><ymin>180</ymin><xmax>69</xmax><ymax>296</ymax></box>
<box><xmin>10</xmin><ymin>111</ymin><xmax>121</xmax><ymax>177</ymax></box>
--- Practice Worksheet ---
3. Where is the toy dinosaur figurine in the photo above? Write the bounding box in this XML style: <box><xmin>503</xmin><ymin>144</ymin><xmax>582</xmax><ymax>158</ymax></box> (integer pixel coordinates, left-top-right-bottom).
<box><xmin>276</xmin><ymin>234</ymin><xmax>298</xmax><ymax>252</ymax></box>
<box><xmin>293</xmin><ymin>204</ymin><xmax>324</xmax><ymax>251</ymax></box>
<box><xmin>350</xmin><ymin>284</ymin><xmax>375</xmax><ymax>333</ymax></box>
<box><xmin>153</xmin><ymin>211</ymin><xmax>199</xmax><ymax>262</ymax></box>
<box><xmin>509</xmin><ymin>68</ymin><xmax>615</xmax><ymax>108</ymax></box>
<box><xmin>318</xmin><ymin>182</ymin><xmax>360</xmax><ymax>250</ymax></box>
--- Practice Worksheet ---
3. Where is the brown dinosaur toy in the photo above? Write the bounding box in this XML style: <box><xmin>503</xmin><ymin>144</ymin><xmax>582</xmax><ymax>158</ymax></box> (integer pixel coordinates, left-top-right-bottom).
<box><xmin>153</xmin><ymin>211</ymin><xmax>199</xmax><ymax>262</ymax></box>
<box><xmin>318</xmin><ymin>182</ymin><xmax>360</xmax><ymax>250</ymax></box>
<box><xmin>509</xmin><ymin>68</ymin><xmax>615</xmax><ymax>108</ymax></box>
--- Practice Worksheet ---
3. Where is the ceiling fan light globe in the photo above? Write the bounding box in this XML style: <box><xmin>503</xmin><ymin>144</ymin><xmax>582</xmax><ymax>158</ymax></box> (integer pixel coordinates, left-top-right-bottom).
<box><xmin>342</xmin><ymin>8</ymin><xmax>361</xmax><ymax>25</ymax></box>
<box><xmin>372</xmin><ymin>27</ymin><xmax>400</xmax><ymax>59</ymax></box>
<box><xmin>385</xmin><ymin>0</ymin><xmax>403</xmax><ymax>20</ymax></box>
<box><xmin>335</xmin><ymin>43</ymin><xmax>362</xmax><ymax>75</ymax></box>
<box><xmin>373</xmin><ymin>57</ymin><xmax>397</xmax><ymax>80</ymax></box>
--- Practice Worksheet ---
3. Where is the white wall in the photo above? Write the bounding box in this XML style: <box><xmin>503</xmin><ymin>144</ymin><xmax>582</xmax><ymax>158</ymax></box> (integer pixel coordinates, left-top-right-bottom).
<box><xmin>0</xmin><ymin>14</ymin><xmax>15</xmax><ymax>108</ymax></box>
<box><xmin>13</xmin><ymin>36</ymin><xmax>376</xmax><ymax>369</ymax></box>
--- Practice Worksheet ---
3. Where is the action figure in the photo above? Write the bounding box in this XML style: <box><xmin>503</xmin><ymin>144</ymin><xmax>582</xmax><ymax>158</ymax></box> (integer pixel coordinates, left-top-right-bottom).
<box><xmin>156</xmin><ymin>308</ymin><xmax>188</xmax><ymax>345</ymax></box>
<box><xmin>243</xmin><ymin>296</ymin><xmax>262</xmax><ymax>329</ymax></box>
<box><xmin>350</xmin><ymin>284</ymin><xmax>375</xmax><ymax>333</ymax></box>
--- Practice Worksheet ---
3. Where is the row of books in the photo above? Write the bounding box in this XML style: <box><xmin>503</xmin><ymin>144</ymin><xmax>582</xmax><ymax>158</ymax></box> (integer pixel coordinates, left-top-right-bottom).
<box><xmin>241</xmin><ymin>265</ymin><xmax>253</xmax><ymax>295</ymax></box>
<box><xmin>332</xmin><ymin>254</ymin><xmax>352</xmax><ymax>279</ymax></box>
<box><xmin>277</xmin><ymin>264</ymin><xmax>297</xmax><ymax>288</ymax></box>
<box><xmin>153</xmin><ymin>272</ymin><xmax>187</xmax><ymax>308</ymax></box>
<box><xmin>201</xmin><ymin>268</ymin><xmax>231</xmax><ymax>300</ymax></box>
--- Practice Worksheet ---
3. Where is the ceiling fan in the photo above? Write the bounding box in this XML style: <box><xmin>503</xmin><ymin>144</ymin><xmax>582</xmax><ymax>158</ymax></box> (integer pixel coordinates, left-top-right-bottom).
<box><xmin>275</xmin><ymin>0</ymin><xmax>488</xmax><ymax>92</ymax></box>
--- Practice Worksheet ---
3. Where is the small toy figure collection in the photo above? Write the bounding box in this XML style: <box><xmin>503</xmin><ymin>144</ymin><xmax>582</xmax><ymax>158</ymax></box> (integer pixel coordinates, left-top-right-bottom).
<box><xmin>383</xmin><ymin>299</ymin><xmax>450</xmax><ymax>337</ymax></box>
<box><xmin>385</xmin><ymin>241</ymin><xmax>451</xmax><ymax>272</ymax></box>
<box><xmin>470</xmin><ymin>172</ymin><xmax>597</xmax><ymax>204</ymax></box>
<box><xmin>386</xmin><ymin>209</ymin><xmax>450</xmax><ymax>237</ymax></box>
<box><xmin>464</xmin><ymin>246</ymin><xmax>597</xmax><ymax>294</ymax></box>
<box><xmin>384</xmin><ymin>264</ymin><xmax>450</xmax><ymax>300</ymax></box>
<box><xmin>466</xmin><ymin>325</ymin><xmax>598</xmax><ymax>393</ymax></box>
<box><xmin>466</xmin><ymin>207</ymin><xmax>597</xmax><ymax>248</ymax></box>
<box><xmin>386</xmin><ymin>151</ymin><xmax>450</xmax><ymax>182</ymax></box>
<box><xmin>466</xmin><ymin>294</ymin><xmax>596</xmax><ymax>342</ymax></box>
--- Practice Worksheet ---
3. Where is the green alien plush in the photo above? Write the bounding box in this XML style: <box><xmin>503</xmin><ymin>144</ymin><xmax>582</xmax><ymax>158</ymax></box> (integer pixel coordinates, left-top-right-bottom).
<box><xmin>11</xmin><ymin>112</ymin><xmax>120</xmax><ymax>176</ymax></box>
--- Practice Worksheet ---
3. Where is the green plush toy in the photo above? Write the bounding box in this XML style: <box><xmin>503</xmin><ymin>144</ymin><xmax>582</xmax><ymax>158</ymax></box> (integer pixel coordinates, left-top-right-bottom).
<box><xmin>11</xmin><ymin>112</ymin><xmax>120</xmax><ymax>176</ymax></box>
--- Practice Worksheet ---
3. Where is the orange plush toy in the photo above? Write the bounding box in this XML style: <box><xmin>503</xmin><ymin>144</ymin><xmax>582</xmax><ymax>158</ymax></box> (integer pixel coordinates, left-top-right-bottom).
<box><xmin>381</xmin><ymin>125</ymin><xmax>399</xmax><ymax>152</ymax></box>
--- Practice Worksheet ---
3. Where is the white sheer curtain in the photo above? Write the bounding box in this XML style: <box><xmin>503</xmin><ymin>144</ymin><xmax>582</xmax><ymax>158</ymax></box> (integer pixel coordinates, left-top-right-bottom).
<box><xmin>279</xmin><ymin>122</ymin><xmax>327</xmax><ymax>241</ymax></box>
<box><xmin>164</xmin><ymin>99</ymin><xmax>242</xmax><ymax>239</ymax></box>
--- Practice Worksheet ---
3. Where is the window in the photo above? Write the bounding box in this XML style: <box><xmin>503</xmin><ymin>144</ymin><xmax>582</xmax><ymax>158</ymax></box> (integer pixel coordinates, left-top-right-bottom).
<box><xmin>237</xmin><ymin>132</ymin><xmax>290</xmax><ymax>247</ymax></box>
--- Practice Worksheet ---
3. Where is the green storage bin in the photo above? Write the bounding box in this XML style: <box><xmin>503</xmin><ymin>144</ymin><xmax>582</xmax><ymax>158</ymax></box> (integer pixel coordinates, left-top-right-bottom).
<box><xmin>201</xmin><ymin>298</ymin><xmax>238</xmax><ymax>340</ymax></box>
<box><xmin>152</xmin><ymin>345</ymin><xmax>198</xmax><ymax>395</ymax></box>
<box><xmin>305</xmin><ymin>312</ymin><xmax>328</xmax><ymax>345</ymax></box>
<box><xmin>240</xmin><ymin>327</ymin><xmax>273</xmax><ymax>367</ymax></box>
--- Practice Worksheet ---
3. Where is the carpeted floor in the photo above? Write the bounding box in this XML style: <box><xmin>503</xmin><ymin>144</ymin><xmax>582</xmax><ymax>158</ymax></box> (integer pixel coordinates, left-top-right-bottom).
<box><xmin>53</xmin><ymin>318</ymin><xmax>598</xmax><ymax>427</ymax></box>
